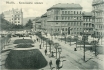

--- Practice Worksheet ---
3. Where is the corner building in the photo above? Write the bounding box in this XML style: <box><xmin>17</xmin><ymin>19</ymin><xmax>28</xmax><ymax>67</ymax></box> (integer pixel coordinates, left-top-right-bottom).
<box><xmin>3</xmin><ymin>8</ymin><xmax>23</xmax><ymax>25</ymax></box>
<box><xmin>46</xmin><ymin>3</ymin><xmax>83</xmax><ymax>36</ymax></box>
<box><xmin>92</xmin><ymin>0</ymin><xmax>104</xmax><ymax>37</ymax></box>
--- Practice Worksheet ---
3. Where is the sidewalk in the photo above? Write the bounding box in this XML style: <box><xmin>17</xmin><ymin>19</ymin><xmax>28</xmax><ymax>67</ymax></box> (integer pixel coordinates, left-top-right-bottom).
<box><xmin>43</xmin><ymin>35</ymin><xmax>104</xmax><ymax>69</ymax></box>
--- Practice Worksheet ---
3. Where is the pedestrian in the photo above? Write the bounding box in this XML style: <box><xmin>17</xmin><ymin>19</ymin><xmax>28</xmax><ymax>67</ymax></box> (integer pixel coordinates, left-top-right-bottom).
<box><xmin>56</xmin><ymin>58</ymin><xmax>60</xmax><ymax>69</ymax></box>
<box><xmin>34</xmin><ymin>39</ymin><xmax>36</xmax><ymax>43</ymax></box>
<box><xmin>49</xmin><ymin>60</ymin><xmax>53</xmax><ymax>69</ymax></box>
<box><xmin>45</xmin><ymin>49</ymin><xmax>47</xmax><ymax>55</ymax></box>
<box><xmin>51</xmin><ymin>51</ymin><xmax>54</xmax><ymax>57</ymax></box>
<box><xmin>37</xmin><ymin>38</ymin><xmax>38</xmax><ymax>42</ymax></box>
<box><xmin>59</xmin><ymin>60</ymin><xmax>63</xmax><ymax>68</ymax></box>
<box><xmin>40</xmin><ymin>44</ymin><xmax>41</xmax><ymax>49</ymax></box>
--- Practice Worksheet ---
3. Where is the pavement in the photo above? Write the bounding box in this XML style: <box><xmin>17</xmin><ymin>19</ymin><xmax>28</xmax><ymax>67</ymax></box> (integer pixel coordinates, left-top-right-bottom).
<box><xmin>0</xmin><ymin>35</ymin><xmax>104</xmax><ymax>70</ymax></box>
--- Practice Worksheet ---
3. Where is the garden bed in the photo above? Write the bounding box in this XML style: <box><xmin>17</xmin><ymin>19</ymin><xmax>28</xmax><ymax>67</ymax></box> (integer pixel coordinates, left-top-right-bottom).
<box><xmin>5</xmin><ymin>49</ymin><xmax>48</xmax><ymax>69</ymax></box>
<box><xmin>14</xmin><ymin>39</ymin><xmax>34</xmax><ymax>44</ymax></box>
<box><xmin>15</xmin><ymin>43</ymin><xmax>34</xmax><ymax>48</ymax></box>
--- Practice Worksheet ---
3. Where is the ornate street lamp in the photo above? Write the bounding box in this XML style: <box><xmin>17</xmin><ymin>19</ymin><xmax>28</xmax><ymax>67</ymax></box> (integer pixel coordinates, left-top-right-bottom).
<box><xmin>83</xmin><ymin>29</ymin><xmax>89</xmax><ymax>61</ymax></box>
<box><xmin>54</xmin><ymin>43</ymin><xmax>59</xmax><ymax>59</ymax></box>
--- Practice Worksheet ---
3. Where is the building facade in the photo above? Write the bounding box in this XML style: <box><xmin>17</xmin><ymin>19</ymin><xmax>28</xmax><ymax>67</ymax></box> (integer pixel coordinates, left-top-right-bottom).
<box><xmin>92</xmin><ymin>0</ymin><xmax>104</xmax><ymax>37</ymax></box>
<box><xmin>46</xmin><ymin>3</ymin><xmax>83</xmax><ymax>36</ymax></box>
<box><xmin>3</xmin><ymin>8</ymin><xmax>23</xmax><ymax>25</ymax></box>
<box><xmin>83</xmin><ymin>12</ymin><xmax>94</xmax><ymax>35</ymax></box>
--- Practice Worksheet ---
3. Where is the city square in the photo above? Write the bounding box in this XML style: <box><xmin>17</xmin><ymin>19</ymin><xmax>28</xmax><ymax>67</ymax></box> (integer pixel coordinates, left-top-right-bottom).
<box><xmin>0</xmin><ymin>0</ymin><xmax>104</xmax><ymax>70</ymax></box>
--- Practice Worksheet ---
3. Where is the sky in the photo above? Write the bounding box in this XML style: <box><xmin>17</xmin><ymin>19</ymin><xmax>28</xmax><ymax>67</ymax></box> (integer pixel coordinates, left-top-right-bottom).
<box><xmin>0</xmin><ymin>0</ymin><xmax>93</xmax><ymax>18</ymax></box>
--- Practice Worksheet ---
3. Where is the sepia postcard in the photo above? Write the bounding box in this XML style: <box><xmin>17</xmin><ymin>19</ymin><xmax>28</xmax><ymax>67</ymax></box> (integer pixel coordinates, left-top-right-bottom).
<box><xmin>0</xmin><ymin>0</ymin><xmax>104</xmax><ymax>70</ymax></box>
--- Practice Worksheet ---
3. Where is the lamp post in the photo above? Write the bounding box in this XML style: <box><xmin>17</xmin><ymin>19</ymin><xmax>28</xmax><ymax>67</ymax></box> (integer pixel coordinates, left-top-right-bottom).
<box><xmin>83</xmin><ymin>30</ymin><xmax>88</xmax><ymax>61</ymax></box>
<box><xmin>64</xmin><ymin>34</ymin><xmax>67</xmax><ymax>44</ymax></box>
<box><xmin>58</xmin><ymin>47</ymin><xmax>62</xmax><ymax>59</ymax></box>
<box><xmin>93</xmin><ymin>29</ymin><xmax>99</xmax><ymax>56</ymax></box>
<box><xmin>74</xmin><ymin>35</ymin><xmax>78</xmax><ymax>51</ymax></box>
<box><xmin>54</xmin><ymin>43</ymin><xmax>59</xmax><ymax>59</ymax></box>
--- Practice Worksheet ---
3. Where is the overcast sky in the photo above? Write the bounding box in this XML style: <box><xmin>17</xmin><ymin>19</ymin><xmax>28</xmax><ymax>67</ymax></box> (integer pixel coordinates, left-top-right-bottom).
<box><xmin>0</xmin><ymin>0</ymin><xmax>93</xmax><ymax>18</ymax></box>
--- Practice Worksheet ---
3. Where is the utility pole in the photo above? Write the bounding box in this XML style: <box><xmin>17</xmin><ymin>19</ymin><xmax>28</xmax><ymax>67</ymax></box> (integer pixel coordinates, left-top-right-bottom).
<box><xmin>83</xmin><ymin>35</ymin><xmax>85</xmax><ymax>61</ymax></box>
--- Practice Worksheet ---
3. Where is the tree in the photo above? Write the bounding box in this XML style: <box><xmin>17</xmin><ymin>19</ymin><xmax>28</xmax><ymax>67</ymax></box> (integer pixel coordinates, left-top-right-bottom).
<box><xmin>25</xmin><ymin>19</ymin><xmax>33</xmax><ymax>29</ymax></box>
<box><xmin>54</xmin><ymin>43</ymin><xmax>59</xmax><ymax>59</ymax></box>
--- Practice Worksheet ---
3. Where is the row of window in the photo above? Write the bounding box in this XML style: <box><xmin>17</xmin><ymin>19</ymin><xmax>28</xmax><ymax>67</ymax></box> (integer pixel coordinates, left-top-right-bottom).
<box><xmin>62</xmin><ymin>11</ymin><xmax>82</xmax><ymax>14</ymax></box>
<box><xmin>83</xmin><ymin>18</ymin><xmax>92</xmax><ymax>22</ymax></box>
<box><xmin>95</xmin><ymin>12</ymin><xmax>104</xmax><ymax>16</ymax></box>
<box><xmin>12</xmin><ymin>18</ymin><xmax>20</xmax><ymax>20</ymax></box>
<box><xmin>95</xmin><ymin>25</ymin><xmax>103</xmax><ymax>29</ymax></box>
<box><xmin>56</xmin><ymin>22</ymin><xmax>82</xmax><ymax>26</ymax></box>
<box><xmin>95</xmin><ymin>18</ymin><xmax>103</xmax><ymax>22</ymax></box>
<box><xmin>51</xmin><ymin>28</ymin><xmax>83</xmax><ymax>31</ymax></box>
<box><xmin>55</xmin><ymin>16</ymin><xmax>82</xmax><ymax>20</ymax></box>
<box><xmin>14</xmin><ymin>21</ymin><xmax>20</xmax><ymax>23</ymax></box>
<box><xmin>93</xmin><ymin>4</ymin><xmax>104</xmax><ymax>10</ymax></box>
<box><xmin>12</xmin><ymin>15</ymin><xmax>20</xmax><ymax>17</ymax></box>
<box><xmin>84</xmin><ymin>23</ymin><xmax>94</xmax><ymax>27</ymax></box>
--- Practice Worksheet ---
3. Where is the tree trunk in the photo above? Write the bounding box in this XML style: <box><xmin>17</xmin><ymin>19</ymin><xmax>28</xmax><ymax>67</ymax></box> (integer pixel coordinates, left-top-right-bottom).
<box><xmin>56</xmin><ymin>48</ymin><xmax>57</xmax><ymax>59</ymax></box>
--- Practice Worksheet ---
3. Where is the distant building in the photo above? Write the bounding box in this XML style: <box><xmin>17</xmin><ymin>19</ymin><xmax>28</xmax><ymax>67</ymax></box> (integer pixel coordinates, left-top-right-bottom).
<box><xmin>3</xmin><ymin>8</ymin><xmax>23</xmax><ymax>25</ymax></box>
<box><xmin>46</xmin><ymin>3</ymin><xmax>83</xmax><ymax>36</ymax></box>
<box><xmin>92</xmin><ymin>0</ymin><xmax>104</xmax><ymax>37</ymax></box>
<box><xmin>83</xmin><ymin>12</ymin><xmax>94</xmax><ymax>35</ymax></box>
<box><xmin>34</xmin><ymin>17</ymin><xmax>42</xmax><ymax>31</ymax></box>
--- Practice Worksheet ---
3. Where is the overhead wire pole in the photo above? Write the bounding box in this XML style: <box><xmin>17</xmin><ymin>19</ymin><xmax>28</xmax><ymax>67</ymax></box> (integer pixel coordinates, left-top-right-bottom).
<box><xmin>61</xmin><ymin>23</ymin><xmax>62</xmax><ymax>42</ymax></box>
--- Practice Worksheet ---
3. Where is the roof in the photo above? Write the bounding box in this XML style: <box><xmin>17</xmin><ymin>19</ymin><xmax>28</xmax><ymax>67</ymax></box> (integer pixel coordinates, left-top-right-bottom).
<box><xmin>83</xmin><ymin>12</ymin><xmax>92</xmax><ymax>16</ymax></box>
<box><xmin>92</xmin><ymin>0</ymin><xmax>104</xmax><ymax>5</ymax></box>
<box><xmin>47</xmin><ymin>3</ymin><xmax>82</xmax><ymax>11</ymax></box>
<box><xmin>35</xmin><ymin>18</ymin><xmax>42</xmax><ymax>23</ymax></box>
<box><xmin>41</xmin><ymin>13</ymin><xmax>47</xmax><ymax>18</ymax></box>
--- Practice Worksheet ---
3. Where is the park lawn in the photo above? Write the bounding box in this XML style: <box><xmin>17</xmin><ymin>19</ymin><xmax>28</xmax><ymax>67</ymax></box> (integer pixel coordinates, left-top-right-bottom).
<box><xmin>15</xmin><ymin>43</ymin><xmax>34</xmax><ymax>48</ymax></box>
<box><xmin>14</xmin><ymin>39</ymin><xmax>34</xmax><ymax>44</ymax></box>
<box><xmin>5</xmin><ymin>49</ymin><xmax>48</xmax><ymax>69</ymax></box>
<box><xmin>60</xmin><ymin>38</ymin><xmax>77</xmax><ymax>42</ymax></box>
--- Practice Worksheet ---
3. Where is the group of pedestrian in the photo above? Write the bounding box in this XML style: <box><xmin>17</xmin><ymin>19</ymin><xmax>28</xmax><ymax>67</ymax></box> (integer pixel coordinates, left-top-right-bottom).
<box><xmin>49</xmin><ymin>58</ymin><xmax>63</xmax><ymax>70</ymax></box>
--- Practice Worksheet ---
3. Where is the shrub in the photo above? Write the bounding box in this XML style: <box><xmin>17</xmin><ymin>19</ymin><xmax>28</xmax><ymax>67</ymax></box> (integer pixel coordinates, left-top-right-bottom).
<box><xmin>5</xmin><ymin>49</ymin><xmax>48</xmax><ymax>69</ymax></box>
<box><xmin>15</xmin><ymin>43</ymin><xmax>34</xmax><ymax>48</ymax></box>
<box><xmin>14</xmin><ymin>39</ymin><xmax>34</xmax><ymax>44</ymax></box>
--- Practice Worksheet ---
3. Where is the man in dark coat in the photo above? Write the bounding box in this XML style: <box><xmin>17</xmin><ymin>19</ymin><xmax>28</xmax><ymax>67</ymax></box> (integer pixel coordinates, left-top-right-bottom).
<box><xmin>49</xmin><ymin>60</ymin><xmax>52</xmax><ymax>69</ymax></box>
<box><xmin>45</xmin><ymin>49</ymin><xmax>47</xmax><ymax>55</ymax></box>
<box><xmin>56</xmin><ymin>58</ymin><xmax>60</xmax><ymax>69</ymax></box>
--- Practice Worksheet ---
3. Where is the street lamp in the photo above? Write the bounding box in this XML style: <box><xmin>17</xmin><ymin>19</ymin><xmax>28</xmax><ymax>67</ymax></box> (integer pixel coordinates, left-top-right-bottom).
<box><xmin>54</xmin><ymin>43</ymin><xmax>59</xmax><ymax>59</ymax></box>
<box><xmin>58</xmin><ymin>47</ymin><xmax>62</xmax><ymax>59</ymax></box>
<box><xmin>74</xmin><ymin>35</ymin><xmax>78</xmax><ymax>51</ymax></box>
<box><xmin>83</xmin><ymin>29</ymin><xmax>88</xmax><ymax>61</ymax></box>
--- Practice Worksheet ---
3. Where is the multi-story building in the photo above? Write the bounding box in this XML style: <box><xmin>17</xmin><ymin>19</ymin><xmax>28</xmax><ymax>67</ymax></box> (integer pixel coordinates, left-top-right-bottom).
<box><xmin>46</xmin><ymin>3</ymin><xmax>83</xmax><ymax>36</ymax></box>
<box><xmin>3</xmin><ymin>8</ymin><xmax>23</xmax><ymax>25</ymax></box>
<box><xmin>92</xmin><ymin>0</ymin><xmax>104</xmax><ymax>37</ymax></box>
<box><xmin>34</xmin><ymin>17</ymin><xmax>42</xmax><ymax>31</ymax></box>
<box><xmin>83</xmin><ymin>12</ymin><xmax>94</xmax><ymax>35</ymax></box>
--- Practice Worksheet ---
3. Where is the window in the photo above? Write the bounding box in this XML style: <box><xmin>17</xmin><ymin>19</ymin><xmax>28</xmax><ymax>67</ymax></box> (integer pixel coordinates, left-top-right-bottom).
<box><xmin>66</xmin><ymin>28</ymin><xmax>67</xmax><ymax>31</ymax></box>
<box><xmin>68</xmin><ymin>11</ymin><xmax>70</xmax><ymax>14</ymax></box>
<box><xmin>74</xmin><ymin>11</ymin><xmax>75</xmax><ymax>14</ymax></box>
<box><xmin>62</xmin><ymin>17</ymin><xmax>64</xmax><ymax>20</ymax></box>
<box><xmin>65</xmin><ymin>11</ymin><xmax>67</xmax><ymax>14</ymax></box>
<box><xmin>80</xmin><ymin>22</ymin><xmax>81</xmax><ymax>25</ymax></box>
<box><xmin>80</xmin><ymin>11</ymin><xmax>81</xmax><ymax>14</ymax></box>
<box><xmin>56</xmin><ymin>23</ymin><xmax>58</xmax><ymax>24</ymax></box>
<box><xmin>18</xmin><ymin>21</ymin><xmax>20</xmax><ymax>23</ymax></box>
<box><xmin>56</xmin><ymin>16</ymin><xmax>58</xmax><ymax>20</ymax></box>
<box><xmin>62</xmin><ymin>28</ymin><xmax>64</xmax><ymax>31</ymax></box>
<box><xmin>77</xmin><ymin>11</ymin><xmax>78</xmax><ymax>14</ymax></box>
<box><xmin>58</xmin><ymin>28</ymin><xmax>59</xmax><ymax>31</ymax></box>
<box><xmin>65</xmin><ymin>17</ymin><xmax>67</xmax><ymax>20</ymax></box>
<box><xmin>62</xmin><ymin>11</ymin><xmax>64</xmax><ymax>14</ymax></box>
